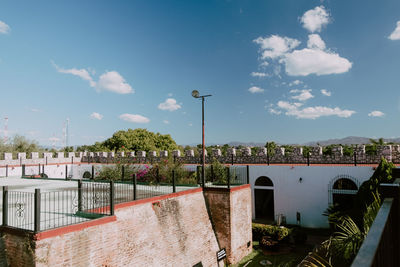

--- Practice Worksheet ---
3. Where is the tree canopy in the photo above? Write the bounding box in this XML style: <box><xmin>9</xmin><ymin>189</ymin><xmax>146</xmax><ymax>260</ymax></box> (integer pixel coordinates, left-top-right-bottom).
<box><xmin>87</xmin><ymin>128</ymin><xmax>178</xmax><ymax>152</ymax></box>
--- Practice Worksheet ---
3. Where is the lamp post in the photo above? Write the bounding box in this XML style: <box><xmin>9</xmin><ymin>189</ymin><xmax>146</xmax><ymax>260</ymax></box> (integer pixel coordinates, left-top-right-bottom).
<box><xmin>192</xmin><ymin>90</ymin><xmax>212</xmax><ymax>188</ymax></box>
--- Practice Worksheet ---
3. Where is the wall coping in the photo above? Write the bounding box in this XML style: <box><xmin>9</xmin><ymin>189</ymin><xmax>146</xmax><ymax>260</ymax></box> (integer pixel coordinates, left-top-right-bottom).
<box><xmin>203</xmin><ymin>184</ymin><xmax>250</xmax><ymax>193</ymax></box>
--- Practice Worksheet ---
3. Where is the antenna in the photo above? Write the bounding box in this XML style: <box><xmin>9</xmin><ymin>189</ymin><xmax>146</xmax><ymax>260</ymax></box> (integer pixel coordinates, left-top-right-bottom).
<box><xmin>4</xmin><ymin>117</ymin><xmax>8</xmax><ymax>144</ymax></box>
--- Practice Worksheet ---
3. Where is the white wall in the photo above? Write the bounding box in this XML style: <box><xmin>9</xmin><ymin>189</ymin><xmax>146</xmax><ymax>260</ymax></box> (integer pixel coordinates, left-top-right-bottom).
<box><xmin>249</xmin><ymin>165</ymin><xmax>374</xmax><ymax>228</ymax></box>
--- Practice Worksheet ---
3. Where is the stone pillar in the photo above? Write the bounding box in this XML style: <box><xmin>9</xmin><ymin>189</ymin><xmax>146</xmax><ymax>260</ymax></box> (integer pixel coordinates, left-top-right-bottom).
<box><xmin>43</xmin><ymin>152</ymin><xmax>53</xmax><ymax>159</ymax></box>
<box><xmin>243</xmin><ymin>147</ymin><xmax>251</xmax><ymax>156</ymax></box>
<box><xmin>128</xmin><ymin>151</ymin><xmax>135</xmax><ymax>157</ymax></box>
<box><xmin>57</xmin><ymin>152</ymin><xmax>64</xmax><ymax>158</ymax></box>
<box><xmin>108</xmin><ymin>152</ymin><xmax>115</xmax><ymax>158</ymax></box>
<box><xmin>99</xmin><ymin>152</ymin><xmax>108</xmax><ymax>158</ymax></box>
<box><xmin>311</xmin><ymin>146</ymin><xmax>323</xmax><ymax>156</ymax></box>
<box><xmin>68</xmin><ymin>152</ymin><xmax>75</xmax><ymax>158</ymax></box>
<box><xmin>137</xmin><ymin>151</ymin><xmax>146</xmax><ymax>157</ymax></box>
<box><xmin>227</xmin><ymin>148</ymin><xmax>236</xmax><ymax>156</ymax></box>
<box><xmin>88</xmin><ymin>152</ymin><xmax>94</xmax><ymax>157</ymax></box>
<box><xmin>185</xmin><ymin>150</ymin><xmax>195</xmax><ymax>157</ymax></box>
<box><xmin>332</xmin><ymin>146</ymin><xmax>343</xmax><ymax>157</ymax></box>
<box><xmin>117</xmin><ymin>151</ymin><xmax>125</xmax><ymax>157</ymax></box>
<box><xmin>149</xmin><ymin>151</ymin><xmax>157</xmax><ymax>157</ymax></box>
<box><xmin>31</xmin><ymin>152</ymin><xmax>39</xmax><ymax>159</ymax></box>
<box><xmin>212</xmin><ymin>148</ymin><xmax>222</xmax><ymax>157</ymax></box>
<box><xmin>4</xmin><ymin>153</ymin><xmax>12</xmax><ymax>160</ymax></box>
<box><xmin>293</xmin><ymin>147</ymin><xmax>303</xmax><ymax>155</ymax></box>
<box><xmin>258</xmin><ymin>148</ymin><xmax>267</xmax><ymax>156</ymax></box>
<box><xmin>160</xmin><ymin>151</ymin><xmax>168</xmax><ymax>157</ymax></box>
<box><xmin>18</xmin><ymin>153</ymin><xmax>26</xmax><ymax>160</ymax></box>
<box><xmin>274</xmin><ymin>147</ymin><xmax>285</xmax><ymax>156</ymax></box>
<box><xmin>172</xmin><ymin>150</ymin><xmax>181</xmax><ymax>157</ymax></box>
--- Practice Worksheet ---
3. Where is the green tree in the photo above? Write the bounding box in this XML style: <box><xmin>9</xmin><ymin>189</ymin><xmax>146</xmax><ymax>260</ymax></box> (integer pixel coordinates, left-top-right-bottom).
<box><xmin>102</xmin><ymin>128</ymin><xmax>178</xmax><ymax>152</ymax></box>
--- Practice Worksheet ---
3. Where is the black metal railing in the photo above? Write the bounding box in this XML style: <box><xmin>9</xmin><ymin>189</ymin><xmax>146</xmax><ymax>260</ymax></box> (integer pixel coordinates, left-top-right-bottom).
<box><xmin>351</xmin><ymin>179</ymin><xmax>400</xmax><ymax>267</ymax></box>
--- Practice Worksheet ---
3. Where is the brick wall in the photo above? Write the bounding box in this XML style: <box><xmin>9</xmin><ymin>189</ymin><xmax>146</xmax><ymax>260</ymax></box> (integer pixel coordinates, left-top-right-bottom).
<box><xmin>204</xmin><ymin>185</ymin><xmax>252</xmax><ymax>264</ymax></box>
<box><xmin>2</xmin><ymin>186</ymin><xmax>254</xmax><ymax>267</ymax></box>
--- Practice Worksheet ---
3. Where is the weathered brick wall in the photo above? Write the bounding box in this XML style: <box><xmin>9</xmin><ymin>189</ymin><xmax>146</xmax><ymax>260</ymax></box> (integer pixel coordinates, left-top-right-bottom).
<box><xmin>204</xmin><ymin>185</ymin><xmax>252</xmax><ymax>265</ymax></box>
<box><xmin>32</xmin><ymin>189</ymin><xmax>225</xmax><ymax>267</ymax></box>
<box><xmin>1</xmin><ymin>232</ymin><xmax>35</xmax><ymax>267</ymax></box>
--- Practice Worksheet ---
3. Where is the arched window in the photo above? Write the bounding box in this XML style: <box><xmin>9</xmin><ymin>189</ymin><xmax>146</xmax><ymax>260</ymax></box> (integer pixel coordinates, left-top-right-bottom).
<box><xmin>255</xmin><ymin>176</ymin><xmax>273</xmax><ymax>187</ymax></box>
<box><xmin>329</xmin><ymin>175</ymin><xmax>360</xmax><ymax>210</ymax></box>
<box><xmin>333</xmin><ymin>178</ymin><xmax>357</xmax><ymax>190</ymax></box>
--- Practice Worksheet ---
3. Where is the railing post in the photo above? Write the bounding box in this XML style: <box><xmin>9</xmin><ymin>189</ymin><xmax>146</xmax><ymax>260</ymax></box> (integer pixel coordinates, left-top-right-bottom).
<box><xmin>227</xmin><ymin>166</ymin><xmax>230</xmax><ymax>189</ymax></box>
<box><xmin>307</xmin><ymin>153</ymin><xmax>310</xmax><ymax>166</ymax></box>
<box><xmin>354</xmin><ymin>150</ymin><xmax>357</xmax><ymax>166</ymax></box>
<box><xmin>196</xmin><ymin>166</ymin><xmax>200</xmax><ymax>184</ymax></box>
<box><xmin>34</xmin><ymin>188</ymin><xmax>41</xmax><ymax>232</ymax></box>
<box><xmin>172</xmin><ymin>170</ymin><xmax>176</xmax><ymax>193</ymax></box>
<box><xmin>91</xmin><ymin>165</ymin><xmax>94</xmax><ymax>180</ymax></box>
<box><xmin>72</xmin><ymin>156</ymin><xmax>74</xmax><ymax>164</ymax></box>
<box><xmin>38</xmin><ymin>163</ymin><xmax>41</xmax><ymax>175</ymax></box>
<box><xmin>133</xmin><ymin>174</ymin><xmax>137</xmax><ymax>201</ymax></box>
<box><xmin>121</xmin><ymin>165</ymin><xmax>125</xmax><ymax>181</ymax></box>
<box><xmin>5</xmin><ymin>164</ymin><xmax>8</xmax><ymax>177</ymax></box>
<box><xmin>22</xmin><ymin>164</ymin><xmax>25</xmax><ymax>177</ymax></box>
<box><xmin>246</xmin><ymin>165</ymin><xmax>250</xmax><ymax>184</ymax></box>
<box><xmin>211</xmin><ymin>165</ymin><xmax>214</xmax><ymax>182</ymax></box>
<box><xmin>46</xmin><ymin>156</ymin><xmax>48</xmax><ymax>165</ymax></box>
<box><xmin>109</xmin><ymin>181</ymin><xmax>114</xmax><ymax>215</ymax></box>
<box><xmin>231</xmin><ymin>154</ymin><xmax>234</xmax><ymax>165</ymax></box>
<box><xmin>78</xmin><ymin>180</ymin><xmax>82</xmax><ymax>212</ymax></box>
<box><xmin>3</xmin><ymin>186</ymin><xmax>8</xmax><ymax>226</ymax></box>
<box><xmin>65</xmin><ymin>165</ymin><xmax>68</xmax><ymax>180</ymax></box>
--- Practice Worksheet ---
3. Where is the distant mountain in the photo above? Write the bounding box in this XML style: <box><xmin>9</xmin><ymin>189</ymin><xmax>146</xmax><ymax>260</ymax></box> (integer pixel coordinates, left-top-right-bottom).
<box><xmin>303</xmin><ymin>136</ymin><xmax>400</xmax><ymax>146</ymax></box>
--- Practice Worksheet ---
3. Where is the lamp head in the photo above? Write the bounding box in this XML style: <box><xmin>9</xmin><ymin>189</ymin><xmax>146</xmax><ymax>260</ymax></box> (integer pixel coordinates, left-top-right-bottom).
<box><xmin>191</xmin><ymin>90</ymin><xmax>200</xmax><ymax>98</ymax></box>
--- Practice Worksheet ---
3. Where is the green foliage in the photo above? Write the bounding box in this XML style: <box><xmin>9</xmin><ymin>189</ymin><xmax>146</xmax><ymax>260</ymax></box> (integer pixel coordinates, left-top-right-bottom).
<box><xmin>95</xmin><ymin>163</ymin><xmax>136</xmax><ymax>181</ymax></box>
<box><xmin>342</xmin><ymin>145</ymin><xmax>354</xmax><ymax>157</ymax></box>
<box><xmin>282</xmin><ymin>145</ymin><xmax>294</xmax><ymax>156</ymax></box>
<box><xmin>252</xmin><ymin>223</ymin><xmax>291</xmax><ymax>242</ymax></box>
<box><xmin>322</xmin><ymin>145</ymin><xmax>333</xmax><ymax>156</ymax></box>
<box><xmin>205</xmin><ymin>159</ymin><xmax>228</xmax><ymax>184</ymax></box>
<box><xmin>76</xmin><ymin>142</ymin><xmax>110</xmax><ymax>152</ymax></box>
<box><xmin>265</xmin><ymin>142</ymin><xmax>277</xmax><ymax>156</ymax></box>
<box><xmin>302</xmin><ymin>146</ymin><xmax>312</xmax><ymax>157</ymax></box>
<box><xmin>102</xmin><ymin>128</ymin><xmax>178</xmax><ymax>152</ymax></box>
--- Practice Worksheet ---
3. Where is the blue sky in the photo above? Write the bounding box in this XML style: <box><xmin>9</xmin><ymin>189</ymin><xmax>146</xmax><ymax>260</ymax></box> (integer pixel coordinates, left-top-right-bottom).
<box><xmin>1</xmin><ymin>0</ymin><xmax>400</xmax><ymax>146</ymax></box>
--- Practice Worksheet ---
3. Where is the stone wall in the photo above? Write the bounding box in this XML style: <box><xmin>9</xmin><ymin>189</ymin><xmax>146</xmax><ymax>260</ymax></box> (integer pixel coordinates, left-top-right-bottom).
<box><xmin>1</xmin><ymin>186</ymin><xmax>252</xmax><ymax>266</ymax></box>
<box><xmin>0</xmin><ymin>145</ymin><xmax>397</xmax><ymax>167</ymax></box>
<box><xmin>204</xmin><ymin>185</ymin><xmax>252</xmax><ymax>264</ymax></box>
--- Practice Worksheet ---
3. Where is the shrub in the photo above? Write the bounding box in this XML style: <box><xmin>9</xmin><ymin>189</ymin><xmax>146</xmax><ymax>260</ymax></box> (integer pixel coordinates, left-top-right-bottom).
<box><xmin>82</xmin><ymin>171</ymin><xmax>91</xmax><ymax>179</ymax></box>
<box><xmin>252</xmin><ymin>223</ymin><xmax>291</xmax><ymax>242</ymax></box>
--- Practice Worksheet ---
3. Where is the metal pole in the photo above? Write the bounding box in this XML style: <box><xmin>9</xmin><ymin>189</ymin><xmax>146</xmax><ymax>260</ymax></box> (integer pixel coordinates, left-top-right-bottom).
<box><xmin>354</xmin><ymin>149</ymin><xmax>357</xmax><ymax>166</ymax></box>
<box><xmin>78</xmin><ymin>180</ymin><xmax>82</xmax><ymax>212</ymax></box>
<box><xmin>38</xmin><ymin>163</ymin><xmax>41</xmax><ymax>175</ymax></box>
<box><xmin>307</xmin><ymin>153</ymin><xmax>310</xmax><ymax>166</ymax></box>
<box><xmin>34</xmin><ymin>188</ymin><xmax>41</xmax><ymax>232</ymax></box>
<box><xmin>266</xmin><ymin>142</ymin><xmax>270</xmax><ymax>166</ymax></box>
<box><xmin>3</xmin><ymin>186</ymin><xmax>8</xmax><ymax>226</ymax></box>
<box><xmin>172</xmin><ymin>170</ymin><xmax>176</xmax><ymax>193</ymax></box>
<box><xmin>246</xmin><ymin>165</ymin><xmax>250</xmax><ymax>184</ymax></box>
<box><xmin>202</xmin><ymin>96</ymin><xmax>205</xmax><ymax>189</ymax></box>
<box><xmin>46</xmin><ymin>156</ymin><xmax>48</xmax><ymax>165</ymax></box>
<box><xmin>231</xmin><ymin>154</ymin><xmax>234</xmax><ymax>165</ymax></box>
<box><xmin>227</xmin><ymin>166</ymin><xmax>230</xmax><ymax>189</ymax></box>
<box><xmin>122</xmin><ymin>165</ymin><xmax>125</xmax><ymax>181</ymax></box>
<box><xmin>5</xmin><ymin>164</ymin><xmax>8</xmax><ymax>177</ymax></box>
<box><xmin>91</xmin><ymin>165</ymin><xmax>94</xmax><ymax>180</ymax></box>
<box><xmin>109</xmin><ymin>181</ymin><xmax>114</xmax><ymax>215</ymax></box>
<box><xmin>22</xmin><ymin>164</ymin><xmax>25</xmax><ymax>177</ymax></box>
<box><xmin>133</xmin><ymin>174</ymin><xmax>137</xmax><ymax>200</ymax></box>
<box><xmin>65</xmin><ymin>165</ymin><xmax>68</xmax><ymax>180</ymax></box>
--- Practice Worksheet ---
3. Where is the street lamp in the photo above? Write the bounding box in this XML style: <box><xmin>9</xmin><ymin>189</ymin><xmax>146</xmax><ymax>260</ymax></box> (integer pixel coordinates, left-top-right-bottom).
<box><xmin>192</xmin><ymin>90</ymin><xmax>212</xmax><ymax>188</ymax></box>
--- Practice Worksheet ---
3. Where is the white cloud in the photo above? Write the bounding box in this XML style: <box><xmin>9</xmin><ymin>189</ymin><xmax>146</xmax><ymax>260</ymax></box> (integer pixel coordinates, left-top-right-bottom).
<box><xmin>163</xmin><ymin>120</ymin><xmax>170</xmax><ymax>124</ymax></box>
<box><xmin>250</xmin><ymin>72</ymin><xmax>268</xmax><ymax>77</ymax></box>
<box><xmin>368</xmin><ymin>110</ymin><xmax>385</xmax><ymax>117</ymax></box>
<box><xmin>168</xmin><ymin>93</ymin><xmax>173</xmax><ymax>97</ymax></box>
<box><xmin>248</xmin><ymin>86</ymin><xmax>264</xmax><ymax>93</ymax></box>
<box><xmin>300</xmin><ymin>6</ymin><xmax>330</xmax><ymax>33</ymax></box>
<box><xmin>53</xmin><ymin>61</ymin><xmax>96</xmax><ymax>87</ymax></box>
<box><xmin>389</xmin><ymin>21</ymin><xmax>400</xmax><ymax>40</ymax></box>
<box><xmin>289</xmin><ymin>80</ymin><xmax>302</xmax><ymax>86</ymax></box>
<box><xmin>90</xmin><ymin>112</ymin><xmax>103</xmax><ymax>120</ymax></box>
<box><xmin>96</xmin><ymin>71</ymin><xmax>133</xmax><ymax>94</ymax></box>
<box><xmin>119</xmin><ymin>113</ymin><xmax>150</xmax><ymax>123</ymax></box>
<box><xmin>0</xmin><ymin>21</ymin><xmax>10</xmax><ymax>34</ymax></box>
<box><xmin>277</xmin><ymin>101</ymin><xmax>355</xmax><ymax>119</ymax></box>
<box><xmin>53</xmin><ymin>62</ymin><xmax>133</xmax><ymax>94</ymax></box>
<box><xmin>290</xmin><ymin>89</ymin><xmax>314</xmax><ymax>101</ymax></box>
<box><xmin>307</xmin><ymin>34</ymin><xmax>326</xmax><ymax>50</ymax></box>
<box><xmin>269</xmin><ymin>108</ymin><xmax>282</xmax><ymax>115</ymax></box>
<box><xmin>253</xmin><ymin>35</ymin><xmax>300</xmax><ymax>59</ymax></box>
<box><xmin>30</xmin><ymin>108</ymin><xmax>40</xmax><ymax>112</ymax></box>
<box><xmin>158</xmin><ymin>98</ymin><xmax>182</xmax><ymax>111</ymax></box>
<box><xmin>321</xmin><ymin>89</ymin><xmax>331</xmax><ymax>96</ymax></box>
<box><xmin>283</xmin><ymin>48</ymin><xmax>352</xmax><ymax>76</ymax></box>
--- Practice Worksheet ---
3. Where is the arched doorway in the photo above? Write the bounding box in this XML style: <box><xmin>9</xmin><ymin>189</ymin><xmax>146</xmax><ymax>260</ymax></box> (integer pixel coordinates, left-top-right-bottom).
<box><xmin>254</xmin><ymin>176</ymin><xmax>274</xmax><ymax>221</ymax></box>
<box><xmin>329</xmin><ymin>176</ymin><xmax>359</xmax><ymax>211</ymax></box>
